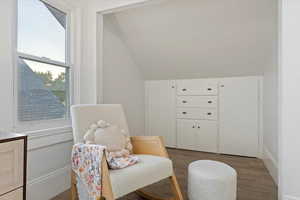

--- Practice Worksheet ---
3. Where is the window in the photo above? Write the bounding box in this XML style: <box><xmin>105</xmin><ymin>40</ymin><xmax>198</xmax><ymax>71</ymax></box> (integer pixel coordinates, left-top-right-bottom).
<box><xmin>17</xmin><ymin>0</ymin><xmax>70</xmax><ymax>122</ymax></box>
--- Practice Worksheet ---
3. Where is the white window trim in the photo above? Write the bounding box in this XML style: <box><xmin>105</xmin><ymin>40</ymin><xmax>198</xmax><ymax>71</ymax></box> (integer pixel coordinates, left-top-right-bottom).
<box><xmin>18</xmin><ymin>53</ymin><xmax>70</xmax><ymax>68</ymax></box>
<box><xmin>13</xmin><ymin>0</ymin><xmax>80</xmax><ymax>136</ymax></box>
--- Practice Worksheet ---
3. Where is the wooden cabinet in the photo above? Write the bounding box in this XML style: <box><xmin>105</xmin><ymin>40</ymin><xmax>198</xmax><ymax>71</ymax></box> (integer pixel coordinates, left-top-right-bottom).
<box><xmin>0</xmin><ymin>140</ymin><xmax>23</xmax><ymax>195</ymax></box>
<box><xmin>0</xmin><ymin>188</ymin><xmax>23</xmax><ymax>200</ymax></box>
<box><xmin>0</xmin><ymin>133</ymin><xmax>27</xmax><ymax>200</ymax></box>
<box><xmin>145</xmin><ymin>80</ymin><xmax>176</xmax><ymax>147</ymax></box>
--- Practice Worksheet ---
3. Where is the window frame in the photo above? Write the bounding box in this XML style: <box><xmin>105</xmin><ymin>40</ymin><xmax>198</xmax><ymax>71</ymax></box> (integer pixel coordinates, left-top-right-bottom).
<box><xmin>14</xmin><ymin>0</ymin><xmax>74</xmax><ymax>133</ymax></box>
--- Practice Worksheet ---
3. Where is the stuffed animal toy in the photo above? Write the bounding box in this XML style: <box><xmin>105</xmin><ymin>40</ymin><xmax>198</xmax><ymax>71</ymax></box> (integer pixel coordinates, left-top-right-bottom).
<box><xmin>84</xmin><ymin>120</ymin><xmax>133</xmax><ymax>153</ymax></box>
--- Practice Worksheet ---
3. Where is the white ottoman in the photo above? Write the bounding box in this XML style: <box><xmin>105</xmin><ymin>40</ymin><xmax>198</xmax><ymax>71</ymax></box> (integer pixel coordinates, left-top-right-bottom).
<box><xmin>188</xmin><ymin>160</ymin><xmax>237</xmax><ymax>200</ymax></box>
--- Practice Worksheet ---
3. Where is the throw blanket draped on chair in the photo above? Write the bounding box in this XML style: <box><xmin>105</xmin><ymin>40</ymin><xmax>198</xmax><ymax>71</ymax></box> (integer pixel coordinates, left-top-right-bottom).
<box><xmin>72</xmin><ymin>143</ymin><xmax>139</xmax><ymax>200</ymax></box>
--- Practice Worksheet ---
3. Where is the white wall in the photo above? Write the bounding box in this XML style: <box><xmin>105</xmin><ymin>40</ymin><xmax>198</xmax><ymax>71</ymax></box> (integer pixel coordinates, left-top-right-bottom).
<box><xmin>80</xmin><ymin>5</ymin><xmax>98</xmax><ymax>104</ymax></box>
<box><xmin>79</xmin><ymin>0</ymin><xmax>158</xmax><ymax>104</ymax></box>
<box><xmin>0</xmin><ymin>0</ymin><xmax>15</xmax><ymax>133</ymax></box>
<box><xmin>26</xmin><ymin>130</ymin><xmax>73</xmax><ymax>200</ymax></box>
<box><xmin>280</xmin><ymin>0</ymin><xmax>300</xmax><ymax>199</ymax></box>
<box><xmin>102</xmin><ymin>14</ymin><xmax>145</xmax><ymax>136</ymax></box>
<box><xmin>262</xmin><ymin>0</ymin><xmax>279</xmax><ymax>185</ymax></box>
<box><xmin>263</xmin><ymin>61</ymin><xmax>279</xmax><ymax>185</ymax></box>
<box><xmin>112</xmin><ymin>0</ymin><xmax>277</xmax><ymax>80</ymax></box>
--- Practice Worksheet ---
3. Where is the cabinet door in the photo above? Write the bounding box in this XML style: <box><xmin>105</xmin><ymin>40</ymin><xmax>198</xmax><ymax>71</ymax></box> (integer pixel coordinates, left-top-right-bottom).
<box><xmin>145</xmin><ymin>80</ymin><xmax>176</xmax><ymax>147</ymax></box>
<box><xmin>177</xmin><ymin>119</ymin><xmax>197</xmax><ymax>150</ymax></box>
<box><xmin>0</xmin><ymin>140</ymin><xmax>24</xmax><ymax>196</ymax></box>
<box><xmin>195</xmin><ymin>120</ymin><xmax>218</xmax><ymax>153</ymax></box>
<box><xmin>0</xmin><ymin>188</ymin><xmax>23</xmax><ymax>200</ymax></box>
<box><xmin>219</xmin><ymin>77</ymin><xmax>259</xmax><ymax>157</ymax></box>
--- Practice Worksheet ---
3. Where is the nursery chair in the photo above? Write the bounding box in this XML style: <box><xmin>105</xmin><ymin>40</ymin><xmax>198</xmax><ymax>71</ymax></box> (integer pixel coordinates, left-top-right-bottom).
<box><xmin>70</xmin><ymin>104</ymin><xmax>183</xmax><ymax>200</ymax></box>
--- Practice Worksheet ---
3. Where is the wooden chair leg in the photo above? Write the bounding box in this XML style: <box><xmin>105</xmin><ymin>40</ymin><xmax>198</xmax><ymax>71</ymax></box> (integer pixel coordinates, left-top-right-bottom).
<box><xmin>101</xmin><ymin>156</ymin><xmax>115</xmax><ymax>200</ymax></box>
<box><xmin>136</xmin><ymin>190</ymin><xmax>174</xmax><ymax>200</ymax></box>
<box><xmin>71</xmin><ymin>171</ymin><xmax>78</xmax><ymax>200</ymax></box>
<box><xmin>136</xmin><ymin>175</ymin><xmax>184</xmax><ymax>200</ymax></box>
<box><xmin>170</xmin><ymin>174</ymin><xmax>184</xmax><ymax>200</ymax></box>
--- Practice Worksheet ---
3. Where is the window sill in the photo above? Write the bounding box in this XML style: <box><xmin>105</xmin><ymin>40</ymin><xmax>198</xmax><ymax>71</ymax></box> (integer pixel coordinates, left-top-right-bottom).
<box><xmin>26</xmin><ymin>126</ymin><xmax>72</xmax><ymax>139</ymax></box>
<box><xmin>24</xmin><ymin>126</ymin><xmax>74</xmax><ymax>151</ymax></box>
<box><xmin>15</xmin><ymin>118</ymin><xmax>71</xmax><ymax>134</ymax></box>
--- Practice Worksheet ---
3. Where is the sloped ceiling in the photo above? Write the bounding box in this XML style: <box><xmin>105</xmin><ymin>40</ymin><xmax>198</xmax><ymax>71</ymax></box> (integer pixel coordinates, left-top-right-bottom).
<box><xmin>105</xmin><ymin>0</ymin><xmax>277</xmax><ymax>80</ymax></box>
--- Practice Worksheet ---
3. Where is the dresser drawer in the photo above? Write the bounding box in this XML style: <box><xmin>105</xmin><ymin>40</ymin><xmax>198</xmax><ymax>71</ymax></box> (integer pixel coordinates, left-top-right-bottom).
<box><xmin>177</xmin><ymin>108</ymin><xmax>217</xmax><ymax>120</ymax></box>
<box><xmin>177</xmin><ymin>79</ymin><xmax>218</xmax><ymax>96</ymax></box>
<box><xmin>177</xmin><ymin>96</ymin><xmax>218</xmax><ymax>108</ymax></box>
<box><xmin>0</xmin><ymin>140</ymin><xmax>24</xmax><ymax>196</ymax></box>
<box><xmin>0</xmin><ymin>188</ymin><xmax>23</xmax><ymax>200</ymax></box>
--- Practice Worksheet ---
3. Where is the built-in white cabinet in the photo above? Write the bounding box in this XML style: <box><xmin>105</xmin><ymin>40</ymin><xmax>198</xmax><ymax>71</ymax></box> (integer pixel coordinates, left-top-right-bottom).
<box><xmin>219</xmin><ymin>77</ymin><xmax>259</xmax><ymax>157</ymax></box>
<box><xmin>145</xmin><ymin>76</ymin><xmax>260</xmax><ymax>157</ymax></box>
<box><xmin>177</xmin><ymin>119</ymin><xmax>218</xmax><ymax>152</ymax></box>
<box><xmin>145</xmin><ymin>80</ymin><xmax>176</xmax><ymax>147</ymax></box>
<box><xmin>176</xmin><ymin>79</ymin><xmax>219</xmax><ymax>152</ymax></box>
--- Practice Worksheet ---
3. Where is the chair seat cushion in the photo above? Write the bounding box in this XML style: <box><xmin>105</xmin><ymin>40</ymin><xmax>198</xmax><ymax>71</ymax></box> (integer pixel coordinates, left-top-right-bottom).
<box><xmin>110</xmin><ymin>154</ymin><xmax>173</xmax><ymax>198</ymax></box>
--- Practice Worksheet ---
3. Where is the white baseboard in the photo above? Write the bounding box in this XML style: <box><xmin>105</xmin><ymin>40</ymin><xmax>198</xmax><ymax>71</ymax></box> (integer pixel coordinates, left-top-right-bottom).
<box><xmin>27</xmin><ymin>165</ymin><xmax>71</xmax><ymax>200</ymax></box>
<box><xmin>263</xmin><ymin>146</ymin><xmax>278</xmax><ymax>185</ymax></box>
<box><xmin>284</xmin><ymin>195</ymin><xmax>300</xmax><ymax>200</ymax></box>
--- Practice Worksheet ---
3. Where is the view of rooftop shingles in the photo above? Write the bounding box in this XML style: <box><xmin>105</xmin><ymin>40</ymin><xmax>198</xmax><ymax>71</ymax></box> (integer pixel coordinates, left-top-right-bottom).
<box><xmin>43</xmin><ymin>1</ymin><xmax>66</xmax><ymax>28</ymax></box>
<box><xmin>18</xmin><ymin>58</ymin><xmax>65</xmax><ymax>121</ymax></box>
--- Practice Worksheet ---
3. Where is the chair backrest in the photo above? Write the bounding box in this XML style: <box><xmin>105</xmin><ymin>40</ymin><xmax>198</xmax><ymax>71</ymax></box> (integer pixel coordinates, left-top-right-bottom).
<box><xmin>71</xmin><ymin>104</ymin><xmax>130</xmax><ymax>144</ymax></box>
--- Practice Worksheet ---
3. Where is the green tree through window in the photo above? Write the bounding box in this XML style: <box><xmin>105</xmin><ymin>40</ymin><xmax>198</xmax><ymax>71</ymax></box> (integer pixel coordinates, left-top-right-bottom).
<box><xmin>35</xmin><ymin>70</ymin><xmax>67</xmax><ymax>105</ymax></box>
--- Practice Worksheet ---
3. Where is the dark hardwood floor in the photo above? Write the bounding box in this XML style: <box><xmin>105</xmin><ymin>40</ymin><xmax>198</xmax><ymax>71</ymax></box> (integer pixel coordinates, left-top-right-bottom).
<box><xmin>52</xmin><ymin>148</ymin><xmax>277</xmax><ymax>200</ymax></box>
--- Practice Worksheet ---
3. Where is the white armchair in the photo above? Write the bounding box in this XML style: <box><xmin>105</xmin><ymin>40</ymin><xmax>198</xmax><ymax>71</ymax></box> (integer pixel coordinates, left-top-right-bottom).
<box><xmin>70</xmin><ymin>104</ymin><xmax>183</xmax><ymax>200</ymax></box>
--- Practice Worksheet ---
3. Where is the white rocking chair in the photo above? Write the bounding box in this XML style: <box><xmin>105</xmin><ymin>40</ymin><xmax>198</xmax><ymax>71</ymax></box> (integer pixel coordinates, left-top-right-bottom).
<box><xmin>70</xmin><ymin>104</ymin><xmax>183</xmax><ymax>200</ymax></box>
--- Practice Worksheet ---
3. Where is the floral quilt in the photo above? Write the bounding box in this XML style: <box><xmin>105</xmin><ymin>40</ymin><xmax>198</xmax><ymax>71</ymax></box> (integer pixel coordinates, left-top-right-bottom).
<box><xmin>72</xmin><ymin>143</ymin><xmax>139</xmax><ymax>200</ymax></box>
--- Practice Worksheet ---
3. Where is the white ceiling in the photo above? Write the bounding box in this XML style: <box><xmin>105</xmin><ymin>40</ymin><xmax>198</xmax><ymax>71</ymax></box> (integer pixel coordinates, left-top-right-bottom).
<box><xmin>105</xmin><ymin>0</ymin><xmax>277</xmax><ymax>80</ymax></box>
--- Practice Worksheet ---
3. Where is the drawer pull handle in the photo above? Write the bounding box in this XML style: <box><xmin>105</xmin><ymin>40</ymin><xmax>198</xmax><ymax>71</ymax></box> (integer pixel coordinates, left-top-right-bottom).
<box><xmin>207</xmin><ymin>88</ymin><xmax>212</xmax><ymax>91</ymax></box>
<box><xmin>198</xmin><ymin>126</ymin><xmax>200</xmax><ymax>129</ymax></box>
<box><xmin>182</xmin><ymin>100</ymin><xmax>187</xmax><ymax>103</ymax></box>
<box><xmin>192</xmin><ymin>125</ymin><xmax>195</xmax><ymax>128</ymax></box>
<box><xmin>207</xmin><ymin>112</ymin><xmax>212</xmax><ymax>115</ymax></box>
<box><xmin>182</xmin><ymin>88</ymin><xmax>187</xmax><ymax>91</ymax></box>
<box><xmin>208</xmin><ymin>101</ymin><xmax>212</xmax><ymax>104</ymax></box>
<box><xmin>182</xmin><ymin>112</ymin><xmax>187</xmax><ymax>114</ymax></box>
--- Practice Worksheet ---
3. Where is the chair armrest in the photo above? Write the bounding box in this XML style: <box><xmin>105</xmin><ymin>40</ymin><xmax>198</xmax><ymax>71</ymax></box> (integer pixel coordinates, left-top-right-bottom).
<box><xmin>131</xmin><ymin>136</ymin><xmax>169</xmax><ymax>157</ymax></box>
